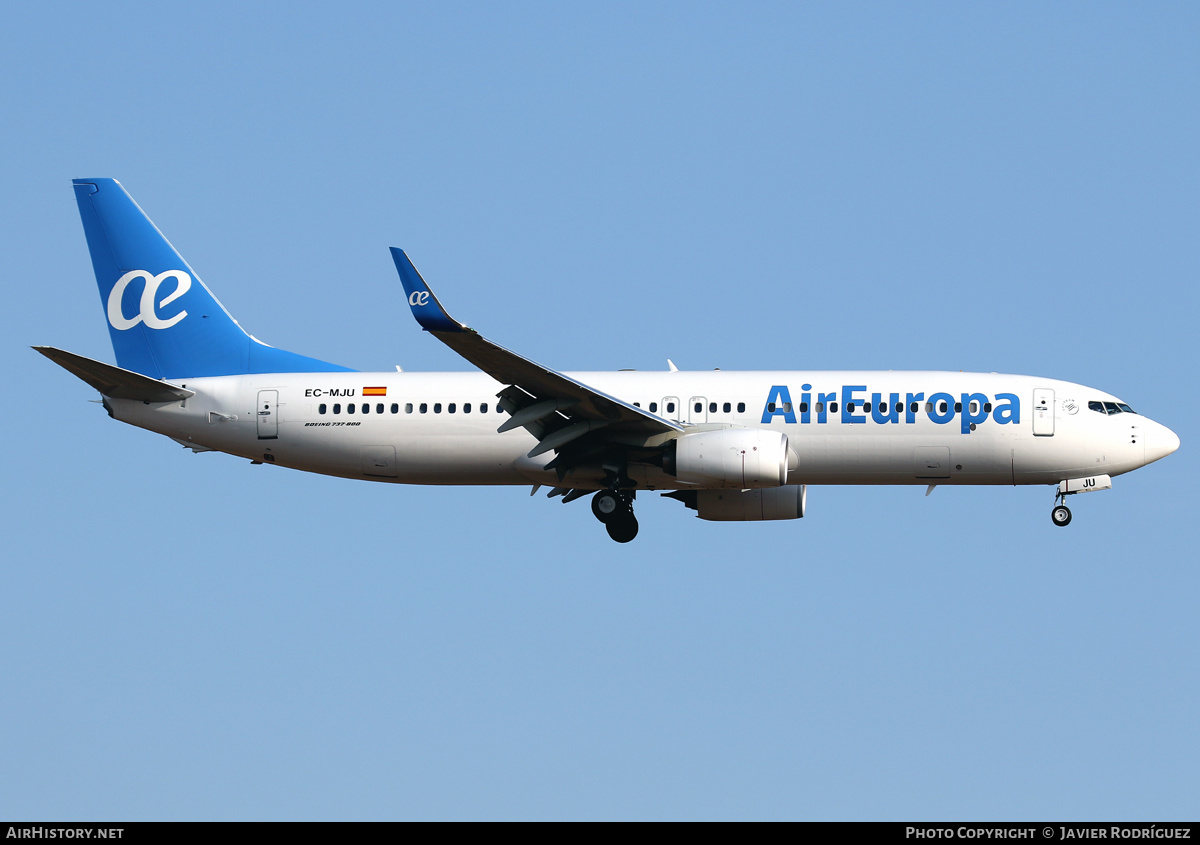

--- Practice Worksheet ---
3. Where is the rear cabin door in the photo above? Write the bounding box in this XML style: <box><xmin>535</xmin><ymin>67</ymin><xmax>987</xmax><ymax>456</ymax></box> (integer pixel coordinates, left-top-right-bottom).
<box><xmin>257</xmin><ymin>390</ymin><xmax>279</xmax><ymax>440</ymax></box>
<box><xmin>1032</xmin><ymin>388</ymin><xmax>1055</xmax><ymax>436</ymax></box>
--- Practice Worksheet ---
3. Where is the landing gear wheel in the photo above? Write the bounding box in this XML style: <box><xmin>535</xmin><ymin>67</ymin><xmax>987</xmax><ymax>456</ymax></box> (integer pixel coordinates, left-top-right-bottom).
<box><xmin>605</xmin><ymin>514</ymin><xmax>639</xmax><ymax>543</ymax></box>
<box><xmin>1051</xmin><ymin>505</ymin><xmax>1072</xmax><ymax>527</ymax></box>
<box><xmin>592</xmin><ymin>491</ymin><xmax>623</xmax><ymax>523</ymax></box>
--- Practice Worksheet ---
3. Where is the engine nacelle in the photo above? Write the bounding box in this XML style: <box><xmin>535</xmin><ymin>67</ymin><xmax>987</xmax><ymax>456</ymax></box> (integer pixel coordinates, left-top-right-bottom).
<box><xmin>663</xmin><ymin>428</ymin><xmax>789</xmax><ymax>489</ymax></box>
<box><xmin>667</xmin><ymin>485</ymin><xmax>807</xmax><ymax>521</ymax></box>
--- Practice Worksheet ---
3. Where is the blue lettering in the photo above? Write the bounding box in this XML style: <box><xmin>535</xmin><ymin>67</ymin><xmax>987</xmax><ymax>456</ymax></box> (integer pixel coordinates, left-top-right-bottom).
<box><xmin>872</xmin><ymin>392</ymin><xmax>900</xmax><ymax>424</ymax></box>
<box><xmin>993</xmin><ymin>393</ymin><xmax>1020</xmax><ymax>425</ymax></box>
<box><xmin>762</xmin><ymin>386</ymin><xmax>1015</xmax><ymax>430</ymax></box>
<box><xmin>842</xmin><ymin>385</ymin><xmax>866</xmax><ymax>424</ymax></box>
<box><xmin>960</xmin><ymin>392</ymin><xmax>989</xmax><ymax>433</ymax></box>
<box><xmin>928</xmin><ymin>392</ymin><xmax>955</xmax><ymax>425</ymax></box>
<box><xmin>905</xmin><ymin>392</ymin><xmax>924</xmax><ymax>424</ymax></box>
<box><xmin>816</xmin><ymin>392</ymin><xmax>835</xmax><ymax>423</ymax></box>
<box><xmin>761</xmin><ymin>385</ymin><xmax>797</xmax><ymax>424</ymax></box>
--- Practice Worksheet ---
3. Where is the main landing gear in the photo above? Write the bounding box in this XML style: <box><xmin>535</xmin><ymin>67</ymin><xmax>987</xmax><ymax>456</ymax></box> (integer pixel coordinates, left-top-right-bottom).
<box><xmin>1051</xmin><ymin>490</ymin><xmax>1072</xmax><ymax>527</ymax></box>
<box><xmin>592</xmin><ymin>489</ymin><xmax>638</xmax><ymax>543</ymax></box>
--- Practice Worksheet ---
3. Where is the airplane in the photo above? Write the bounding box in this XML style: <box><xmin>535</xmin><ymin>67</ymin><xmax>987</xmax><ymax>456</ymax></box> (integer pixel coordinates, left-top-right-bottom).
<box><xmin>38</xmin><ymin>178</ymin><xmax>1180</xmax><ymax>543</ymax></box>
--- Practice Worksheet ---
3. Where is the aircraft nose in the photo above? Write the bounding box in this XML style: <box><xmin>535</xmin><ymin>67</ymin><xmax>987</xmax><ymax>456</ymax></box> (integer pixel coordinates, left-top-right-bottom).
<box><xmin>1144</xmin><ymin>421</ymin><xmax>1181</xmax><ymax>466</ymax></box>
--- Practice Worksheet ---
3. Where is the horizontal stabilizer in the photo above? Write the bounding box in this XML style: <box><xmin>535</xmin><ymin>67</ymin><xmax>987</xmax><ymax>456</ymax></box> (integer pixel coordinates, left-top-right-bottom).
<box><xmin>33</xmin><ymin>346</ymin><xmax>195</xmax><ymax>402</ymax></box>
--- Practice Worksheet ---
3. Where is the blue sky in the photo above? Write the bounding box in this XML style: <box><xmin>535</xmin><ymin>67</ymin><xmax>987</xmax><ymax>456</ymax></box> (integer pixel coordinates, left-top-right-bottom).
<box><xmin>2</xmin><ymin>1</ymin><xmax>1197</xmax><ymax>820</ymax></box>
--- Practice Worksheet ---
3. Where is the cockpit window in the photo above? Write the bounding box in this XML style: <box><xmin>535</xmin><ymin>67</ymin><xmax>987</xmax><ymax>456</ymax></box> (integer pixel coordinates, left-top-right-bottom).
<box><xmin>1090</xmin><ymin>400</ymin><xmax>1136</xmax><ymax>415</ymax></box>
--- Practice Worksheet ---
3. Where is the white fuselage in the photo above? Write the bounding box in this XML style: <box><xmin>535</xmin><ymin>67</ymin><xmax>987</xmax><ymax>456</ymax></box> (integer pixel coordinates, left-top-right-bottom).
<box><xmin>104</xmin><ymin>369</ymin><xmax>1176</xmax><ymax>491</ymax></box>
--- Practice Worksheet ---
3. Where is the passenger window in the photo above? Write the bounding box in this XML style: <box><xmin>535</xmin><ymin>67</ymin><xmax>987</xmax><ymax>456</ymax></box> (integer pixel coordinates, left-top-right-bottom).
<box><xmin>667</xmin><ymin>402</ymin><xmax>676</xmax><ymax>413</ymax></box>
<box><xmin>984</xmin><ymin>403</ymin><xmax>991</xmax><ymax>413</ymax></box>
<box><xmin>938</xmin><ymin>401</ymin><xmax>947</xmax><ymax>413</ymax></box>
<box><xmin>768</xmin><ymin>403</ymin><xmax>776</xmax><ymax>413</ymax></box>
<box><xmin>925</xmin><ymin>402</ymin><xmax>933</xmax><ymax>413</ymax></box>
<box><xmin>737</xmin><ymin>402</ymin><xmax>745</xmax><ymax>413</ymax></box>
<box><xmin>969</xmin><ymin>402</ymin><xmax>978</xmax><ymax>414</ymax></box>
<box><xmin>319</xmin><ymin>404</ymin><xmax>327</xmax><ymax>415</ymax></box>
<box><xmin>391</xmin><ymin>403</ymin><xmax>399</xmax><ymax>414</ymax></box>
<box><xmin>783</xmin><ymin>402</ymin><xmax>792</xmax><ymax>413</ymax></box>
<box><xmin>650</xmin><ymin>402</ymin><xmax>658</xmax><ymax>412</ymax></box>
<box><xmin>634</xmin><ymin>402</ymin><xmax>641</xmax><ymax>408</ymax></box>
<box><xmin>863</xmin><ymin>402</ymin><xmax>871</xmax><ymax>413</ymax></box>
<box><xmin>434</xmin><ymin>403</ymin><xmax>442</xmax><ymax>413</ymax></box>
<box><xmin>694</xmin><ymin>402</ymin><xmax>702</xmax><ymax>413</ymax></box>
<box><xmin>830</xmin><ymin>402</ymin><xmax>838</xmax><ymax>413</ymax></box>
<box><xmin>333</xmin><ymin>403</ymin><xmax>341</xmax><ymax>414</ymax></box>
<box><xmin>405</xmin><ymin>403</ymin><xmax>413</xmax><ymax>413</ymax></box>
<box><xmin>910</xmin><ymin>402</ymin><xmax>918</xmax><ymax>413</ymax></box>
<box><xmin>481</xmin><ymin>403</ymin><xmax>488</xmax><ymax>413</ymax></box>
<box><xmin>377</xmin><ymin>403</ymin><xmax>385</xmax><ymax>414</ymax></box>
<box><xmin>419</xmin><ymin>403</ymin><xmax>428</xmax><ymax>414</ymax></box>
<box><xmin>448</xmin><ymin>403</ymin><xmax>456</xmax><ymax>414</ymax></box>
<box><xmin>847</xmin><ymin>402</ymin><xmax>856</xmax><ymax>412</ymax></box>
<box><xmin>347</xmin><ymin>403</ymin><xmax>355</xmax><ymax>414</ymax></box>
<box><xmin>954</xmin><ymin>402</ymin><xmax>962</xmax><ymax>413</ymax></box>
<box><xmin>464</xmin><ymin>403</ymin><xmax>471</xmax><ymax>414</ymax></box>
<box><xmin>361</xmin><ymin>404</ymin><xmax>369</xmax><ymax>414</ymax></box>
<box><xmin>895</xmin><ymin>402</ymin><xmax>903</xmax><ymax>413</ymax></box>
<box><xmin>723</xmin><ymin>402</ymin><xmax>731</xmax><ymax>413</ymax></box>
<box><xmin>709</xmin><ymin>402</ymin><xmax>717</xmax><ymax>413</ymax></box>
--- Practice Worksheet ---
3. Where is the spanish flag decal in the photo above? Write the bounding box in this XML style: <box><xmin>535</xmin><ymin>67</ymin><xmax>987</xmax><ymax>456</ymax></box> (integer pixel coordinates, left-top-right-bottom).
<box><xmin>363</xmin><ymin>386</ymin><xmax>387</xmax><ymax>396</ymax></box>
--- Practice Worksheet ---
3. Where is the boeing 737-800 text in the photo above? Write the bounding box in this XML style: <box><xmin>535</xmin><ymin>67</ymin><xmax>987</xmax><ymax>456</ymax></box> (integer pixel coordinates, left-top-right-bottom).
<box><xmin>38</xmin><ymin>179</ymin><xmax>1180</xmax><ymax>542</ymax></box>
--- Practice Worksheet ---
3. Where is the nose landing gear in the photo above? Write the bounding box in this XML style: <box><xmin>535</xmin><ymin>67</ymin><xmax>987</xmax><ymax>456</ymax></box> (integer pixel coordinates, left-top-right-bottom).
<box><xmin>592</xmin><ymin>489</ymin><xmax>638</xmax><ymax>543</ymax></box>
<box><xmin>1049</xmin><ymin>474</ymin><xmax>1113</xmax><ymax>526</ymax></box>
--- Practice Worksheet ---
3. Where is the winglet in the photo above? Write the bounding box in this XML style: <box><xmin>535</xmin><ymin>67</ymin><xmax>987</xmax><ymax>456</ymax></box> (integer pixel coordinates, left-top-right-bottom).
<box><xmin>390</xmin><ymin>248</ymin><xmax>462</xmax><ymax>333</ymax></box>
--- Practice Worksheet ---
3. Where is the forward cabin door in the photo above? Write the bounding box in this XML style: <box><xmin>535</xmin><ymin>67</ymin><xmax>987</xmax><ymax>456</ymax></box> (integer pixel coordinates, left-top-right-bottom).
<box><xmin>257</xmin><ymin>390</ymin><xmax>279</xmax><ymax>439</ymax></box>
<box><xmin>1032</xmin><ymin>388</ymin><xmax>1055</xmax><ymax>436</ymax></box>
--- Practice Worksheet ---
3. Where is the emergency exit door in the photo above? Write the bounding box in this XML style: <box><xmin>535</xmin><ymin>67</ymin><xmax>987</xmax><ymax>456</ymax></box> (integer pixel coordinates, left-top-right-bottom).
<box><xmin>257</xmin><ymin>390</ymin><xmax>278</xmax><ymax>439</ymax></box>
<box><xmin>661</xmin><ymin>396</ymin><xmax>680</xmax><ymax>422</ymax></box>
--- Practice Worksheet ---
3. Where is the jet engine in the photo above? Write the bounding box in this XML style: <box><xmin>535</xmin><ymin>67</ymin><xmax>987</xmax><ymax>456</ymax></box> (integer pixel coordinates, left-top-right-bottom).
<box><xmin>662</xmin><ymin>428</ymin><xmax>790</xmax><ymax>489</ymax></box>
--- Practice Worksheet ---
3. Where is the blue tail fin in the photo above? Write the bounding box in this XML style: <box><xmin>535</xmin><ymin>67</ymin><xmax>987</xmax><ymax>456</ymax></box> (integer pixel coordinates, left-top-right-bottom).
<box><xmin>72</xmin><ymin>178</ymin><xmax>354</xmax><ymax>379</ymax></box>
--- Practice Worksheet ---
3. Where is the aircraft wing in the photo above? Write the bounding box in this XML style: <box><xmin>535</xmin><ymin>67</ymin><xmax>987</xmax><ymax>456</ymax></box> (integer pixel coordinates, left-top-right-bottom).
<box><xmin>391</xmin><ymin>249</ymin><xmax>682</xmax><ymax>463</ymax></box>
